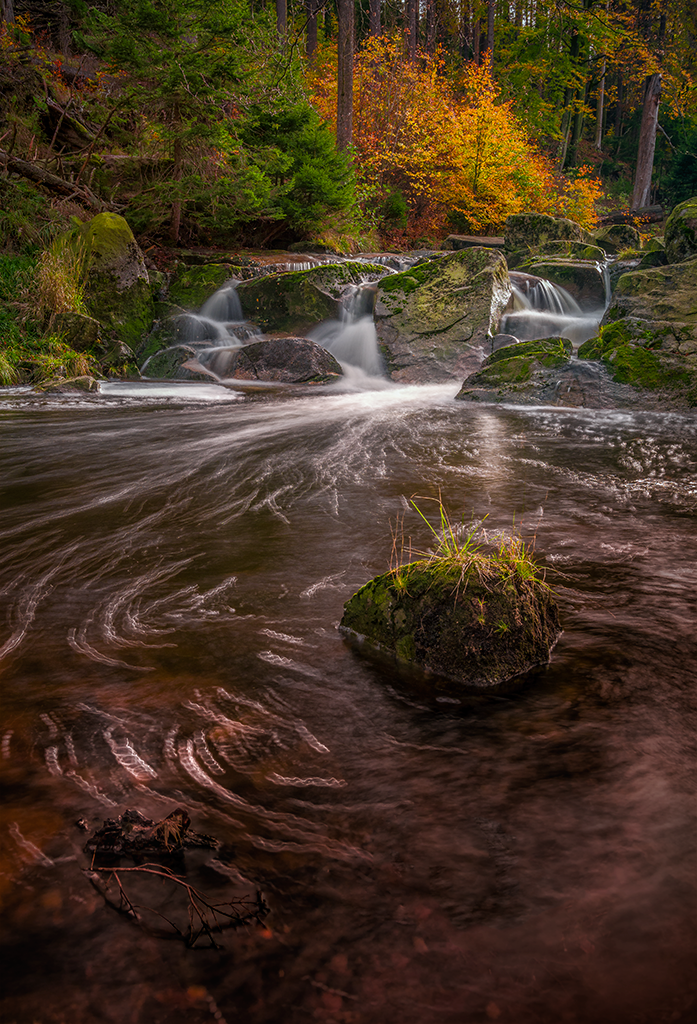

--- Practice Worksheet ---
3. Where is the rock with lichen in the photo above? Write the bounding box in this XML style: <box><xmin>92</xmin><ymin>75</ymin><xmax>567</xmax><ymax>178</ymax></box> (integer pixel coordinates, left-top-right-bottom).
<box><xmin>373</xmin><ymin>248</ymin><xmax>511</xmax><ymax>383</ymax></box>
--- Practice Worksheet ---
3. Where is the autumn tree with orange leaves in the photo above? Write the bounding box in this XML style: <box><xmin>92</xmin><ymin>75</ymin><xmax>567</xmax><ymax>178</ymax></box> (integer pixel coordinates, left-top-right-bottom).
<box><xmin>307</xmin><ymin>35</ymin><xmax>602</xmax><ymax>237</ymax></box>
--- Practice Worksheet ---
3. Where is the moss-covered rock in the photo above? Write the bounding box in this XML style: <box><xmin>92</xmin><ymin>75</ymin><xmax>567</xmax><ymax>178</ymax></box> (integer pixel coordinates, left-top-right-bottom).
<box><xmin>593</xmin><ymin>223</ymin><xmax>641</xmax><ymax>254</ymax></box>
<box><xmin>505</xmin><ymin>213</ymin><xmax>590</xmax><ymax>253</ymax></box>
<box><xmin>167</xmin><ymin>263</ymin><xmax>238</xmax><ymax>310</ymax></box>
<box><xmin>236</xmin><ymin>261</ymin><xmax>386</xmax><ymax>334</ymax></box>
<box><xmin>536</xmin><ymin>240</ymin><xmax>606</xmax><ymax>261</ymax></box>
<box><xmin>374</xmin><ymin>248</ymin><xmax>510</xmax><ymax>383</ymax></box>
<box><xmin>53</xmin><ymin>311</ymin><xmax>102</xmax><ymax>351</ymax></box>
<box><xmin>455</xmin><ymin>337</ymin><xmax>573</xmax><ymax>404</ymax></box>
<box><xmin>79</xmin><ymin>212</ymin><xmax>155</xmax><ymax>351</ymax></box>
<box><xmin>578</xmin><ymin>319</ymin><xmax>696</xmax><ymax>400</ymax></box>
<box><xmin>664</xmin><ymin>197</ymin><xmax>697</xmax><ymax>264</ymax></box>
<box><xmin>142</xmin><ymin>345</ymin><xmax>217</xmax><ymax>381</ymax></box>
<box><xmin>340</xmin><ymin>557</ymin><xmax>561</xmax><ymax>689</ymax></box>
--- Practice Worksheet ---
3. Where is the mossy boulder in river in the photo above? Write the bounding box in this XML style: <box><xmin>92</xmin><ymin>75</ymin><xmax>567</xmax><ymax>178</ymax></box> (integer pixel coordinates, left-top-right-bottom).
<box><xmin>505</xmin><ymin>214</ymin><xmax>590</xmax><ymax>268</ymax></box>
<box><xmin>587</xmin><ymin>257</ymin><xmax>697</xmax><ymax>407</ymax></box>
<box><xmin>664</xmin><ymin>197</ymin><xmax>697</xmax><ymax>264</ymax></box>
<box><xmin>340</xmin><ymin>552</ymin><xmax>561</xmax><ymax>689</ymax></box>
<box><xmin>167</xmin><ymin>263</ymin><xmax>238</xmax><ymax>310</ymax></box>
<box><xmin>455</xmin><ymin>337</ymin><xmax>573</xmax><ymax>403</ymax></box>
<box><xmin>373</xmin><ymin>248</ymin><xmax>510</xmax><ymax>383</ymax></box>
<box><xmin>236</xmin><ymin>261</ymin><xmax>386</xmax><ymax>335</ymax></box>
<box><xmin>578</xmin><ymin>319</ymin><xmax>696</xmax><ymax>404</ymax></box>
<box><xmin>79</xmin><ymin>212</ymin><xmax>154</xmax><ymax>351</ymax></box>
<box><xmin>592</xmin><ymin>223</ymin><xmax>641</xmax><ymax>254</ymax></box>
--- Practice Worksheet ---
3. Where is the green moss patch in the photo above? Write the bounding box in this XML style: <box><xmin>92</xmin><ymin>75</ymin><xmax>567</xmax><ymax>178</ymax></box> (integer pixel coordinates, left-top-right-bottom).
<box><xmin>579</xmin><ymin>321</ymin><xmax>692</xmax><ymax>392</ymax></box>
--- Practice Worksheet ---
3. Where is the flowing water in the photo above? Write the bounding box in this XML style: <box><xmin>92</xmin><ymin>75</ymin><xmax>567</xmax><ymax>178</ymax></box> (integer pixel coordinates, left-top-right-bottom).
<box><xmin>1</xmin><ymin>374</ymin><xmax>695</xmax><ymax>1024</ymax></box>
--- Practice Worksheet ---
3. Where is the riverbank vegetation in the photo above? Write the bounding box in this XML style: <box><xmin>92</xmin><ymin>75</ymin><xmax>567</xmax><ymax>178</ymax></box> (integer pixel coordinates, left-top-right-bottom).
<box><xmin>0</xmin><ymin>0</ymin><xmax>695</xmax><ymax>381</ymax></box>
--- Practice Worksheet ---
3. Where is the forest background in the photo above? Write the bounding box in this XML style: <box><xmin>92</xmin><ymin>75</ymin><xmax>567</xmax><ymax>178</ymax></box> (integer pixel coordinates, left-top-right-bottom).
<box><xmin>0</xmin><ymin>0</ymin><xmax>696</xmax><ymax>382</ymax></box>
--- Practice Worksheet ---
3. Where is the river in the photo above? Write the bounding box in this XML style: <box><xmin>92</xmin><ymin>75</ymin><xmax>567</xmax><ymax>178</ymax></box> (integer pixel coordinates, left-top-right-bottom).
<box><xmin>0</xmin><ymin>376</ymin><xmax>695</xmax><ymax>1024</ymax></box>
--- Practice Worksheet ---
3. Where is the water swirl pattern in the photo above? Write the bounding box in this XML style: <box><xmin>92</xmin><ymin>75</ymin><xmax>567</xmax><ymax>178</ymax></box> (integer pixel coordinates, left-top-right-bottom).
<box><xmin>0</xmin><ymin>358</ymin><xmax>695</xmax><ymax>1022</ymax></box>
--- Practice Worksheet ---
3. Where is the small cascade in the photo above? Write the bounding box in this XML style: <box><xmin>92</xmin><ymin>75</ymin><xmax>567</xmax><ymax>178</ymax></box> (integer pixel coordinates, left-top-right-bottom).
<box><xmin>199</xmin><ymin>284</ymin><xmax>244</xmax><ymax>322</ymax></box>
<box><xmin>182</xmin><ymin>282</ymin><xmax>262</xmax><ymax>378</ymax></box>
<box><xmin>307</xmin><ymin>281</ymin><xmax>383</xmax><ymax>376</ymax></box>
<box><xmin>502</xmin><ymin>271</ymin><xmax>606</xmax><ymax>348</ymax></box>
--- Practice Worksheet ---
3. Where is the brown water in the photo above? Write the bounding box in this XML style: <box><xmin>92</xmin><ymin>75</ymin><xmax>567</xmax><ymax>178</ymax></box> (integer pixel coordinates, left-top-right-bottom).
<box><xmin>0</xmin><ymin>380</ymin><xmax>695</xmax><ymax>1024</ymax></box>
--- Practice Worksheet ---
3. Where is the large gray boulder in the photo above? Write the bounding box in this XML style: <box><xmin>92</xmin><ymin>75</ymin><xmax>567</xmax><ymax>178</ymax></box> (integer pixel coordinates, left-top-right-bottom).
<box><xmin>374</xmin><ymin>248</ymin><xmax>510</xmax><ymax>383</ymax></box>
<box><xmin>224</xmin><ymin>337</ymin><xmax>342</xmax><ymax>384</ymax></box>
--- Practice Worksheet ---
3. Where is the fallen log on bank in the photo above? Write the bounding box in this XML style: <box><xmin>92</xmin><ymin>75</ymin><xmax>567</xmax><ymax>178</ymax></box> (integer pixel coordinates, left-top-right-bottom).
<box><xmin>0</xmin><ymin>147</ymin><xmax>113</xmax><ymax>211</ymax></box>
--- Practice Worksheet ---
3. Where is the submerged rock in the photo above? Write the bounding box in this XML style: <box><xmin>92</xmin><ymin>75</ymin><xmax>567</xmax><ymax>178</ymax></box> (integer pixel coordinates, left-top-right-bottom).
<box><xmin>224</xmin><ymin>337</ymin><xmax>342</xmax><ymax>384</ymax></box>
<box><xmin>374</xmin><ymin>248</ymin><xmax>510</xmax><ymax>383</ymax></box>
<box><xmin>340</xmin><ymin>556</ymin><xmax>561</xmax><ymax>689</ymax></box>
<box><xmin>84</xmin><ymin>807</ymin><xmax>217</xmax><ymax>859</ymax></box>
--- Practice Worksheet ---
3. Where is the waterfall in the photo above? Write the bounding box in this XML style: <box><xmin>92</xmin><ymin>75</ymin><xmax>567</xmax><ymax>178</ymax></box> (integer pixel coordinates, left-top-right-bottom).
<box><xmin>501</xmin><ymin>270</ymin><xmax>607</xmax><ymax>348</ymax></box>
<box><xmin>307</xmin><ymin>281</ymin><xmax>384</xmax><ymax>377</ymax></box>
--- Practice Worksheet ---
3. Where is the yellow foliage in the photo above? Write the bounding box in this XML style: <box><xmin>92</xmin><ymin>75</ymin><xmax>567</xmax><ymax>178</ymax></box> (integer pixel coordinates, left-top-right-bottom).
<box><xmin>306</xmin><ymin>38</ymin><xmax>602</xmax><ymax>234</ymax></box>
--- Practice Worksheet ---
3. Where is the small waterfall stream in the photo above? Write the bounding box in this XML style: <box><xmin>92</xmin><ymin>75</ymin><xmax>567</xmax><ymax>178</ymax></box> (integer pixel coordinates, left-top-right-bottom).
<box><xmin>501</xmin><ymin>269</ymin><xmax>608</xmax><ymax>348</ymax></box>
<box><xmin>142</xmin><ymin>254</ymin><xmax>611</xmax><ymax>389</ymax></box>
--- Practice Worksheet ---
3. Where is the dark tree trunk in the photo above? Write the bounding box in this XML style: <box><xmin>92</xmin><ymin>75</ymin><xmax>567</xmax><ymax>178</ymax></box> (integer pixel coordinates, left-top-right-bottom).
<box><xmin>407</xmin><ymin>0</ymin><xmax>418</xmax><ymax>59</ymax></box>
<box><xmin>632</xmin><ymin>73</ymin><xmax>661</xmax><ymax>210</ymax></box>
<box><xmin>485</xmin><ymin>0</ymin><xmax>495</xmax><ymax>63</ymax></box>
<box><xmin>337</xmin><ymin>0</ymin><xmax>354</xmax><ymax>149</ymax></box>
<box><xmin>566</xmin><ymin>81</ymin><xmax>588</xmax><ymax>167</ymax></box>
<box><xmin>276</xmin><ymin>0</ymin><xmax>287</xmax><ymax>37</ymax></box>
<box><xmin>2</xmin><ymin>0</ymin><xmax>14</xmax><ymax>22</ymax></box>
<box><xmin>369</xmin><ymin>0</ymin><xmax>381</xmax><ymax>36</ymax></box>
<box><xmin>306</xmin><ymin>0</ymin><xmax>318</xmax><ymax>59</ymax></box>
<box><xmin>170</xmin><ymin>124</ymin><xmax>182</xmax><ymax>245</ymax></box>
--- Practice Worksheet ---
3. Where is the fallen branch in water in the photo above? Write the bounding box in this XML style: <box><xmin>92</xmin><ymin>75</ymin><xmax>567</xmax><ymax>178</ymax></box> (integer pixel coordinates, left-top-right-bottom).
<box><xmin>86</xmin><ymin>862</ymin><xmax>268</xmax><ymax>948</ymax></box>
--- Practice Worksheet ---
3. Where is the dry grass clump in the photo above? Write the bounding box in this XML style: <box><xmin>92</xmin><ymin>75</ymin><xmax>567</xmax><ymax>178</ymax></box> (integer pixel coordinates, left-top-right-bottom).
<box><xmin>390</xmin><ymin>495</ymin><xmax>548</xmax><ymax>596</ymax></box>
<box><xmin>34</xmin><ymin>231</ymin><xmax>90</xmax><ymax>323</ymax></box>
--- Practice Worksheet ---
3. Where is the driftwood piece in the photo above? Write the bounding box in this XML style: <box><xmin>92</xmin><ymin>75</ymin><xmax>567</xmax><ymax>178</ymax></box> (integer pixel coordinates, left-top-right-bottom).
<box><xmin>0</xmin><ymin>147</ymin><xmax>112</xmax><ymax>211</ymax></box>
